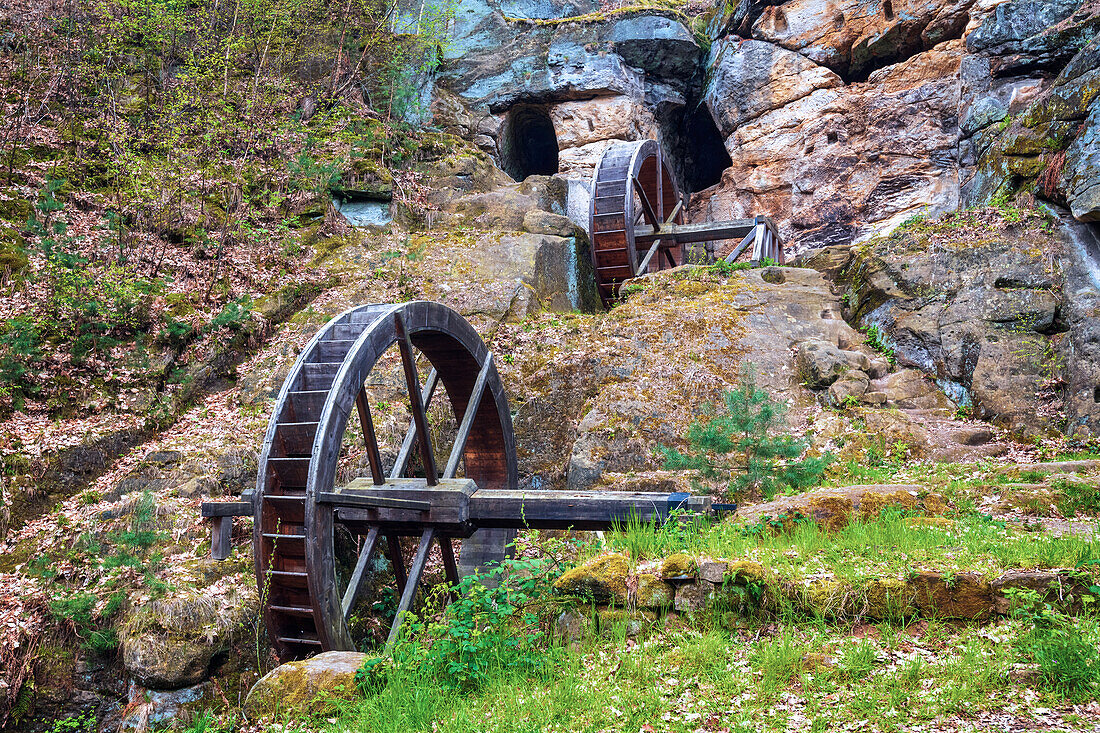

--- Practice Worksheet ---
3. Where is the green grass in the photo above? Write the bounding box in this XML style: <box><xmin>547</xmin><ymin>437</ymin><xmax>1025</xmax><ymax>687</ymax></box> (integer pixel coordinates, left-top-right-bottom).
<box><xmin>603</xmin><ymin>509</ymin><xmax>1100</xmax><ymax>581</ymax></box>
<box><xmin>311</xmin><ymin>614</ymin><xmax>1100</xmax><ymax>733</ymax></box>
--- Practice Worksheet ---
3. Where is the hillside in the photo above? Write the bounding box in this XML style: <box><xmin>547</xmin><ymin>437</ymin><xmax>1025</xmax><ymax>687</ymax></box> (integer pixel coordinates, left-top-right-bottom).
<box><xmin>0</xmin><ymin>0</ymin><xmax>1099</xmax><ymax>731</ymax></box>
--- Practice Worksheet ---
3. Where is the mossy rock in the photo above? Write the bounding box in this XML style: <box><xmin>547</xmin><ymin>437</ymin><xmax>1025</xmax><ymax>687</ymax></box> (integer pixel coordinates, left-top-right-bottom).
<box><xmin>634</xmin><ymin>574</ymin><xmax>674</xmax><ymax>608</ymax></box>
<box><xmin>244</xmin><ymin>651</ymin><xmax>367</xmax><ymax>721</ymax></box>
<box><xmin>554</xmin><ymin>553</ymin><xmax>630</xmax><ymax>603</ymax></box>
<box><xmin>910</xmin><ymin>571</ymin><xmax>993</xmax><ymax>621</ymax></box>
<box><xmin>863</xmin><ymin>577</ymin><xmax>916</xmax><ymax>620</ymax></box>
<box><xmin>0</xmin><ymin>196</ymin><xmax>32</xmax><ymax>224</ymax></box>
<box><xmin>0</xmin><ymin>232</ymin><xmax>28</xmax><ymax>273</ymax></box>
<box><xmin>857</xmin><ymin>490</ymin><xmax>917</xmax><ymax>520</ymax></box>
<box><xmin>725</xmin><ymin>560</ymin><xmax>766</xmax><ymax>584</ymax></box>
<box><xmin>659</xmin><ymin>553</ymin><xmax>696</xmax><ymax>579</ymax></box>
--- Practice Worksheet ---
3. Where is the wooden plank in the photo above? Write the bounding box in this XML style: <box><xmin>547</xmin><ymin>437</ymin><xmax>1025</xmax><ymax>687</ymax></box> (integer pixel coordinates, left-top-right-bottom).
<box><xmin>274</xmin><ymin>421</ymin><xmax>319</xmax><ymax>456</ymax></box>
<box><xmin>750</xmin><ymin>222</ymin><xmax>766</xmax><ymax>265</ymax></box>
<box><xmin>202</xmin><ymin>501</ymin><xmax>253</xmax><ymax>517</ymax></box>
<box><xmin>440</xmin><ymin>536</ymin><xmax>459</xmax><ymax>600</ymax></box>
<box><xmin>317</xmin><ymin>491</ymin><xmax>431</xmax><ymax>512</ymax></box>
<box><xmin>634</xmin><ymin>219</ymin><xmax>756</xmax><ymax>245</ymax></box>
<box><xmin>443</xmin><ymin>356</ymin><xmax>492</xmax><ymax>479</ymax></box>
<box><xmin>390</xmin><ymin>368</ymin><xmax>439</xmax><ymax>479</ymax></box>
<box><xmin>355</xmin><ymin>389</ymin><xmax>385</xmax><ymax>485</ymax></box>
<box><xmin>468</xmin><ymin>490</ymin><xmax>711</xmax><ymax>530</ymax></box>
<box><xmin>341</xmin><ymin>526</ymin><xmax>380</xmax><ymax>620</ymax></box>
<box><xmin>385</xmin><ymin>528</ymin><xmax>436</xmax><ymax>650</ymax></box>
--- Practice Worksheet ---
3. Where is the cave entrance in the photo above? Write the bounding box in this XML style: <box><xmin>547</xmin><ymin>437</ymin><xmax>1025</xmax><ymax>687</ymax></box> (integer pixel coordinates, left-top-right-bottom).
<box><xmin>661</xmin><ymin>103</ymin><xmax>732</xmax><ymax>196</ymax></box>
<box><xmin>500</xmin><ymin>105</ymin><xmax>559</xmax><ymax>181</ymax></box>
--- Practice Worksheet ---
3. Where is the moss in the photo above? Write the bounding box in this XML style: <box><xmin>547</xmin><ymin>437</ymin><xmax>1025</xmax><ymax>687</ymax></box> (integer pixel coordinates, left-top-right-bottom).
<box><xmin>634</xmin><ymin>574</ymin><xmax>674</xmax><ymax>608</ymax></box>
<box><xmin>806</xmin><ymin>495</ymin><xmax>855</xmax><ymax>531</ymax></box>
<box><xmin>553</xmin><ymin>553</ymin><xmax>630</xmax><ymax>603</ymax></box>
<box><xmin>857</xmin><ymin>490</ymin><xmax>917</xmax><ymax>520</ymax></box>
<box><xmin>725</xmin><ymin>560</ymin><xmax>766</xmax><ymax>584</ymax></box>
<box><xmin>659</xmin><ymin>553</ymin><xmax>696</xmax><ymax>579</ymax></box>
<box><xmin>243</xmin><ymin>653</ymin><xmax>364</xmax><ymax>721</ymax></box>
<box><xmin>863</xmin><ymin>577</ymin><xmax>916</xmax><ymax>620</ymax></box>
<box><xmin>0</xmin><ymin>196</ymin><xmax>32</xmax><ymax>224</ymax></box>
<box><xmin>597</xmin><ymin>608</ymin><xmax>656</xmax><ymax>637</ymax></box>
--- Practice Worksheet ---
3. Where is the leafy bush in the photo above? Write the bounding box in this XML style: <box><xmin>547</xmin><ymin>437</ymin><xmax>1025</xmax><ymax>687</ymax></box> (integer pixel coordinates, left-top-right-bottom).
<box><xmin>661</xmin><ymin>366</ymin><xmax>830</xmax><ymax>500</ymax></box>
<box><xmin>380</xmin><ymin>553</ymin><xmax>568</xmax><ymax>692</ymax></box>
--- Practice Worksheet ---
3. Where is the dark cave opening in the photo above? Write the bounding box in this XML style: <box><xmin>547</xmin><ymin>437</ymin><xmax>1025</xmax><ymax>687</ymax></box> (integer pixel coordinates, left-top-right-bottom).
<box><xmin>662</xmin><ymin>104</ymin><xmax>732</xmax><ymax>196</ymax></box>
<box><xmin>500</xmin><ymin>105</ymin><xmax>559</xmax><ymax>181</ymax></box>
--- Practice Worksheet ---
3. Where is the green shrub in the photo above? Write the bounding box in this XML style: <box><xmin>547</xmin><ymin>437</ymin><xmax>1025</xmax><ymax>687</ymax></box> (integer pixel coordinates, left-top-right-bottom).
<box><xmin>384</xmin><ymin>553</ymin><xmax>567</xmax><ymax>692</ymax></box>
<box><xmin>661</xmin><ymin>366</ymin><xmax>830</xmax><ymax>500</ymax></box>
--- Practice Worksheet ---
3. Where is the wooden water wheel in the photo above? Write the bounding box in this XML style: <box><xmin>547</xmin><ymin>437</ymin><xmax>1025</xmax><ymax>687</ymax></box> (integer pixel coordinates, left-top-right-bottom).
<box><xmin>588</xmin><ymin>139</ymin><xmax>785</xmax><ymax>306</ymax></box>
<box><xmin>253</xmin><ymin>301</ymin><xmax>517</xmax><ymax>658</ymax></box>
<box><xmin>588</xmin><ymin>139</ymin><xmax>685</xmax><ymax>306</ymax></box>
<box><xmin>205</xmin><ymin>301</ymin><xmax>714</xmax><ymax>661</ymax></box>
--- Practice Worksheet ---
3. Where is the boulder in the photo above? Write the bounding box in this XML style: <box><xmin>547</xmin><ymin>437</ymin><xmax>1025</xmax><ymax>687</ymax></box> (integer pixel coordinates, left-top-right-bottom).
<box><xmin>635</xmin><ymin>574</ymin><xmax>675</xmax><ymax>608</ymax></box>
<box><xmin>736</xmin><ymin>484</ymin><xmax>943</xmax><ymax>530</ymax></box>
<box><xmin>553</xmin><ymin>553</ymin><xmax>630</xmax><ymax>603</ymax></box>
<box><xmin>1062</xmin><ymin>103</ymin><xmax>1100</xmax><ymax>221</ymax></box>
<box><xmin>675</xmin><ymin>580</ymin><xmax>717</xmax><ymax>613</ymax></box>
<box><xmin>696</xmin><ymin>40</ymin><xmax>963</xmax><ymax>252</ymax></box>
<box><xmin>597</xmin><ymin>608</ymin><xmax>656</xmax><ymax>637</ymax></box>
<box><xmin>992</xmin><ymin>570</ymin><xmax>1096</xmax><ymax>614</ymax></box>
<box><xmin>121</xmin><ymin>586</ymin><xmax>256</xmax><ymax>690</ymax></box>
<box><xmin>796</xmin><ymin>340</ymin><xmax>871</xmax><ymax>389</ymax></box>
<box><xmin>555</xmin><ymin>609</ymin><xmax>594</xmax><ymax>644</ymax></box>
<box><xmin>825</xmin><ymin>372</ymin><xmax>871</xmax><ymax>408</ymax></box>
<box><xmin>605</xmin><ymin>15</ymin><xmax>700</xmax><ymax>82</ymax></box>
<box><xmin>873</xmin><ymin>369</ymin><xmax>952</xmax><ymax>410</ymax></box>
<box><xmin>120</xmin><ymin>682</ymin><xmax>211</xmax><ymax>731</ymax></box>
<box><xmin>244</xmin><ymin>651</ymin><xmax>366</xmax><ymax>721</ymax></box>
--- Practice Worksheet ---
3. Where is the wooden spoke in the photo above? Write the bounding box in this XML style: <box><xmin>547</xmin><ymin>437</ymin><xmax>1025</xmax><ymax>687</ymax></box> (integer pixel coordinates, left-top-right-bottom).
<box><xmin>341</xmin><ymin>527</ymin><xmax>381</xmax><ymax>621</ymax></box>
<box><xmin>635</xmin><ymin>239</ymin><xmax>661</xmax><ymax>275</ymax></box>
<box><xmin>443</xmin><ymin>355</ymin><xmax>493</xmax><ymax>479</ymax></box>
<box><xmin>391</xmin><ymin>368</ymin><xmax>439</xmax><ymax>480</ymax></box>
<box><xmin>631</xmin><ymin>174</ymin><xmax>660</xmax><ymax>231</ymax></box>
<box><xmin>394</xmin><ymin>313</ymin><xmax>438</xmax><ymax>485</ymax></box>
<box><xmin>665</xmin><ymin>199</ymin><xmax>683</xmax><ymax>225</ymax></box>
<box><xmin>385</xmin><ymin>534</ymin><xmax>407</xmax><ymax>596</ymax></box>
<box><xmin>355</xmin><ymin>389</ymin><xmax>385</xmax><ymax>485</ymax></box>
<box><xmin>385</xmin><ymin>527</ymin><xmax>436</xmax><ymax>650</ymax></box>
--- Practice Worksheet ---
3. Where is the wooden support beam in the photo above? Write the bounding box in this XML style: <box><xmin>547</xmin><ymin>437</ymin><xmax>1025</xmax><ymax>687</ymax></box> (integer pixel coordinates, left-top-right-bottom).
<box><xmin>750</xmin><ymin>222</ymin><xmax>766</xmax><ymax>265</ymax></box>
<box><xmin>725</xmin><ymin>227</ymin><xmax>757</xmax><ymax>263</ymax></box>
<box><xmin>386</xmin><ymin>534</ymin><xmax>407</xmax><ymax>596</ymax></box>
<box><xmin>211</xmin><ymin>517</ymin><xmax>233</xmax><ymax>560</ymax></box>
<box><xmin>635</xmin><ymin>239</ymin><xmax>661</xmax><ymax>275</ymax></box>
<box><xmin>391</xmin><ymin>369</ymin><xmax>439</xmax><ymax>479</ymax></box>
<box><xmin>634</xmin><ymin>218</ymin><xmax>756</xmax><ymax>245</ymax></box>
<box><xmin>202</xmin><ymin>501</ymin><xmax>253</xmax><ymax>517</ymax></box>
<box><xmin>631</xmin><ymin>175</ymin><xmax>661</xmax><ymax>231</ymax></box>
<box><xmin>355</xmin><ymin>389</ymin><xmax>385</xmax><ymax>485</ymax></box>
<box><xmin>341</xmin><ymin>526</ymin><xmax>380</xmax><ymax>621</ymax></box>
<box><xmin>394</xmin><ymin>313</ymin><xmax>438</xmax><ymax>485</ymax></box>
<box><xmin>385</xmin><ymin>527</ymin><xmax>436</xmax><ymax>650</ymax></box>
<box><xmin>443</xmin><ymin>356</ymin><xmax>493</xmax><ymax>479</ymax></box>
<box><xmin>440</xmin><ymin>536</ymin><xmax>460</xmax><ymax>601</ymax></box>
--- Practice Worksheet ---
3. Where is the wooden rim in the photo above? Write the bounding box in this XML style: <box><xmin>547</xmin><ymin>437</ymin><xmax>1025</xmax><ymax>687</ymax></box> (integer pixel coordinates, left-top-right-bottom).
<box><xmin>588</xmin><ymin>139</ymin><xmax>685</xmax><ymax>306</ymax></box>
<box><xmin>253</xmin><ymin>301</ymin><xmax>517</xmax><ymax>658</ymax></box>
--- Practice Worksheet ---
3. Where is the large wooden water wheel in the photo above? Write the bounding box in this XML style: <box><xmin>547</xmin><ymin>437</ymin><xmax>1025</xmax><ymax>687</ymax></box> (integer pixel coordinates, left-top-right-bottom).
<box><xmin>589</xmin><ymin>139</ymin><xmax>685</xmax><ymax>306</ymax></box>
<box><xmin>253</xmin><ymin>301</ymin><xmax>517</xmax><ymax>658</ymax></box>
<box><xmin>205</xmin><ymin>301</ymin><xmax>712</xmax><ymax>661</ymax></box>
<box><xmin>588</xmin><ymin>139</ymin><xmax>785</xmax><ymax>306</ymax></box>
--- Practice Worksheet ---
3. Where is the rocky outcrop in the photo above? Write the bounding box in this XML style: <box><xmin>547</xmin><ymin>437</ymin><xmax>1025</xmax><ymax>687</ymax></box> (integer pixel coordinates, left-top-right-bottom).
<box><xmin>696</xmin><ymin>40</ymin><xmax>964</xmax><ymax>252</ymax></box>
<box><xmin>833</xmin><ymin>209</ymin><xmax>1100</xmax><ymax>436</ymax></box>
<box><xmin>752</xmin><ymin>0</ymin><xmax>976</xmax><ymax>81</ymax></box>
<box><xmin>966</xmin><ymin>0</ymin><xmax>1100</xmax><ymax>76</ymax></box>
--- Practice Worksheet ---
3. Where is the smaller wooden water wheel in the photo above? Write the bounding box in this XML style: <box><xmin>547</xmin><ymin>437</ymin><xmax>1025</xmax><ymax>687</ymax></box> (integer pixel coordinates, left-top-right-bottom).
<box><xmin>588</xmin><ymin>139</ymin><xmax>785</xmax><ymax>306</ymax></box>
<box><xmin>589</xmin><ymin>139</ymin><xmax>685</xmax><ymax>305</ymax></box>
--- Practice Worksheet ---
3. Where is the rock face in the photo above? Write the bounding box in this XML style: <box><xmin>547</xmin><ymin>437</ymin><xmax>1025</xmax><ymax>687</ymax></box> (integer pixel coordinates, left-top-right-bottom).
<box><xmin>834</xmin><ymin>210</ymin><xmax>1100</xmax><ymax>436</ymax></box>
<box><xmin>244</xmin><ymin>651</ymin><xmax>366</xmax><ymax>720</ymax></box>
<box><xmin>752</xmin><ymin>0</ymin><xmax>976</xmax><ymax>80</ymax></box>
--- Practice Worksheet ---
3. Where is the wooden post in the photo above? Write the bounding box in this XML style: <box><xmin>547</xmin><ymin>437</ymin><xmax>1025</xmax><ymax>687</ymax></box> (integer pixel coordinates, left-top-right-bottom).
<box><xmin>212</xmin><ymin>517</ymin><xmax>233</xmax><ymax>561</ymax></box>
